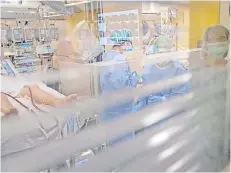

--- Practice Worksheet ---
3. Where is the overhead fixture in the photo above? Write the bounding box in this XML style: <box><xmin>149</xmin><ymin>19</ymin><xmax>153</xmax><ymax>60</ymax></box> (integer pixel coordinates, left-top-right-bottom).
<box><xmin>65</xmin><ymin>0</ymin><xmax>91</xmax><ymax>7</ymax></box>
<box><xmin>28</xmin><ymin>11</ymin><xmax>37</xmax><ymax>14</ymax></box>
<box><xmin>142</xmin><ymin>2</ymin><xmax>161</xmax><ymax>14</ymax></box>
<box><xmin>7</xmin><ymin>10</ymin><xmax>36</xmax><ymax>14</ymax></box>
<box><xmin>0</xmin><ymin>0</ymin><xmax>21</xmax><ymax>4</ymax></box>
<box><xmin>43</xmin><ymin>14</ymin><xmax>65</xmax><ymax>18</ymax></box>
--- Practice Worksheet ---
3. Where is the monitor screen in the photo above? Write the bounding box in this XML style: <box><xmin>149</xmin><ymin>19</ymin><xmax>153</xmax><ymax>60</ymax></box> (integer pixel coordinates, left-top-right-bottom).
<box><xmin>49</xmin><ymin>28</ymin><xmax>59</xmax><ymax>40</ymax></box>
<box><xmin>13</xmin><ymin>28</ymin><xmax>21</xmax><ymax>42</ymax></box>
<box><xmin>1</xmin><ymin>47</ymin><xmax>4</xmax><ymax>60</ymax></box>
<box><xmin>24</xmin><ymin>28</ymin><xmax>34</xmax><ymax>41</ymax></box>
<box><xmin>40</xmin><ymin>28</ymin><xmax>46</xmax><ymax>40</ymax></box>
<box><xmin>1</xmin><ymin>29</ymin><xmax>7</xmax><ymax>43</ymax></box>
<box><xmin>1</xmin><ymin>59</ymin><xmax>17</xmax><ymax>76</ymax></box>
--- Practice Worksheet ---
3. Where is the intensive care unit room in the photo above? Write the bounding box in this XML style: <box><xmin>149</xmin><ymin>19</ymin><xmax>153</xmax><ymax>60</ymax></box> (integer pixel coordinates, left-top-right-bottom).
<box><xmin>0</xmin><ymin>0</ymin><xmax>230</xmax><ymax>172</ymax></box>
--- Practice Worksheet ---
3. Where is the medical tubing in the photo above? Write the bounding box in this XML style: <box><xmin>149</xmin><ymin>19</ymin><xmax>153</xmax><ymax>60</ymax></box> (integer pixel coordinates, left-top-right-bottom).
<box><xmin>25</xmin><ymin>86</ymin><xmax>60</xmax><ymax>136</ymax></box>
<box><xmin>1</xmin><ymin>92</ymin><xmax>29</xmax><ymax>110</ymax></box>
<box><xmin>1</xmin><ymin>91</ymin><xmax>49</xmax><ymax>138</ymax></box>
<box><xmin>26</xmin><ymin>86</ymin><xmax>47</xmax><ymax>113</ymax></box>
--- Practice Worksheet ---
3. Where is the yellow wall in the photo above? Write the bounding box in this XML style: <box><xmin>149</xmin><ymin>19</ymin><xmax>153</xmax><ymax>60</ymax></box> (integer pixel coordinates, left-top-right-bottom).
<box><xmin>66</xmin><ymin>12</ymin><xmax>85</xmax><ymax>34</ymax></box>
<box><xmin>65</xmin><ymin>10</ymin><xmax>100</xmax><ymax>52</ymax></box>
<box><xmin>174</xmin><ymin>5</ymin><xmax>190</xmax><ymax>49</ymax></box>
<box><xmin>189</xmin><ymin>1</ymin><xmax>219</xmax><ymax>48</ymax></box>
<box><xmin>164</xmin><ymin>1</ymin><xmax>220</xmax><ymax>49</ymax></box>
<box><xmin>65</xmin><ymin>12</ymin><xmax>85</xmax><ymax>51</ymax></box>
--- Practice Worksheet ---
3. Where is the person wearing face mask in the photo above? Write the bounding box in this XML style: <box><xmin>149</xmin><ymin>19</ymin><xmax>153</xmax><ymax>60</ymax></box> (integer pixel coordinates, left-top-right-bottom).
<box><xmin>102</xmin><ymin>42</ymin><xmax>127</xmax><ymax>62</ymax></box>
<box><xmin>99</xmin><ymin>41</ymin><xmax>138</xmax><ymax>146</ymax></box>
<box><xmin>190</xmin><ymin>25</ymin><xmax>229</xmax><ymax>89</ymax></box>
<box><xmin>202</xmin><ymin>25</ymin><xmax>229</xmax><ymax>67</ymax></box>
<box><xmin>100</xmin><ymin>41</ymin><xmax>138</xmax><ymax>121</ymax></box>
<box><xmin>191</xmin><ymin>25</ymin><xmax>230</xmax><ymax>171</ymax></box>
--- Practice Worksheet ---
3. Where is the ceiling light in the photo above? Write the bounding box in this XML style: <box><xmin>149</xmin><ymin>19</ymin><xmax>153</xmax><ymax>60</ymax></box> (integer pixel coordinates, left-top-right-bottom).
<box><xmin>65</xmin><ymin>0</ymin><xmax>91</xmax><ymax>7</ymax></box>
<box><xmin>43</xmin><ymin>14</ymin><xmax>65</xmax><ymax>18</ymax></box>
<box><xmin>7</xmin><ymin>10</ymin><xmax>36</xmax><ymax>14</ymax></box>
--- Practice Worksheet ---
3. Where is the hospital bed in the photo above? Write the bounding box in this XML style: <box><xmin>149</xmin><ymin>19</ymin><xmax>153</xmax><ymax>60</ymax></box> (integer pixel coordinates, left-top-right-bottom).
<box><xmin>1</xmin><ymin>74</ymin><xmax>102</xmax><ymax>171</ymax></box>
<box><xmin>1</xmin><ymin>48</ymin><xmax>229</xmax><ymax>172</ymax></box>
<box><xmin>1</xmin><ymin>74</ymin><xmax>77</xmax><ymax>125</ymax></box>
<box><xmin>1</xmin><ymin>69</ymin><xmax>93</xmax><ymax>153</ymax></box>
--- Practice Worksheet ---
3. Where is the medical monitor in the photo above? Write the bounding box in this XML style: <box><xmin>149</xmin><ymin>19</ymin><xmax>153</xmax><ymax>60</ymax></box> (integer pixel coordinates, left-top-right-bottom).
<box><xmin>1</xmin><ymin>29</ymin><xmax>8</xmax><ymax>44</ymax></box>
<box><xmin>24</xmin><ymin>28</ymin><xmax>34</xmax><ymax>42</ymax></box>
<box><xmin>40</xmin><ymin>28</ymin><xmax>46</xmax><ymax>41</ymax></box>
<box><xmin>1</xmin><ymin>29</ymin><xmax>12</xmax><ymax>44</ymax></box>
<box><xmin>12</xmin><ymin>28</ymin><xmax>23</xmax><ymax>42</ymax></box>
<box><xmin>6</xmin><ymin>29</ymin><xmax>12</xmax><ymax>42</ymax></box>
<box><xmin>1</xmin><ymin>47</ymin><xmax>4</xmax><ymax>60</ymax></box>
<box><xmin>34</xmin><ymin>28</ymin><xmax>40</xmax><ymax>41</ymax></box>
<box><xmin>48</xmin><ymin>27</ymin><xmax>59</xmax><ymax>41</ymax></box>
<box><xmin>1</xmin><ymin>59</ymin><xmax>18</xmax><ymax>76</ymax></box>
<box><xmin>34</xmin><ymin>28</ymin><xmax>47</xmax><ymax>41</ymax></box>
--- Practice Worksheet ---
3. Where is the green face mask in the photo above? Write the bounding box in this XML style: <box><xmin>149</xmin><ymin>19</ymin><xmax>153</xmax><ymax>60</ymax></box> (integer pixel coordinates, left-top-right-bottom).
<box><xmin>207</xmin><ymin>41</ymin><xmax>229</xmax><ymax>59</ymax></box>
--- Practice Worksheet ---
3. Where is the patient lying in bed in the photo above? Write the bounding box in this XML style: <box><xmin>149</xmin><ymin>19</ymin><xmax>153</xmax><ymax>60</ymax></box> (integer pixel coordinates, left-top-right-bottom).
<box><xmin>1</xmin><ymin>75</ymin><xmax>77</xmax><ymax>116</ymax></box>
<box><xmin>1</xmin><ymin>75</ymin><xmax>79</xmax><ymax>156</ymax></box>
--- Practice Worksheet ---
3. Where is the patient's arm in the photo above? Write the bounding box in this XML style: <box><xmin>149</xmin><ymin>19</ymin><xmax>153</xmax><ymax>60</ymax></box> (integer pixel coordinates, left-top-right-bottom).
<box><xmin>16</xmin><ymin>85</ymin><xmax>77</xmax><ymax>107</ymax></box>
<box><xmin>1</xmin><ymin>93</ymin><xmax>18</xmax><ymax>115</ymax></box>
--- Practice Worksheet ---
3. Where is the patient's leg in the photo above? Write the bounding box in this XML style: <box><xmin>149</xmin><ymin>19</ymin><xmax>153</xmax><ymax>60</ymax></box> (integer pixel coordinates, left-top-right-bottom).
<box><xmin>16</xmin><ymin>85</ymin><xmax>77</xmax><ymax>107</ymax></box>
<box><xmin>1</xmin><ymin>93</ymin><xmax>18</xmax><ymax>115</ymax></box>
